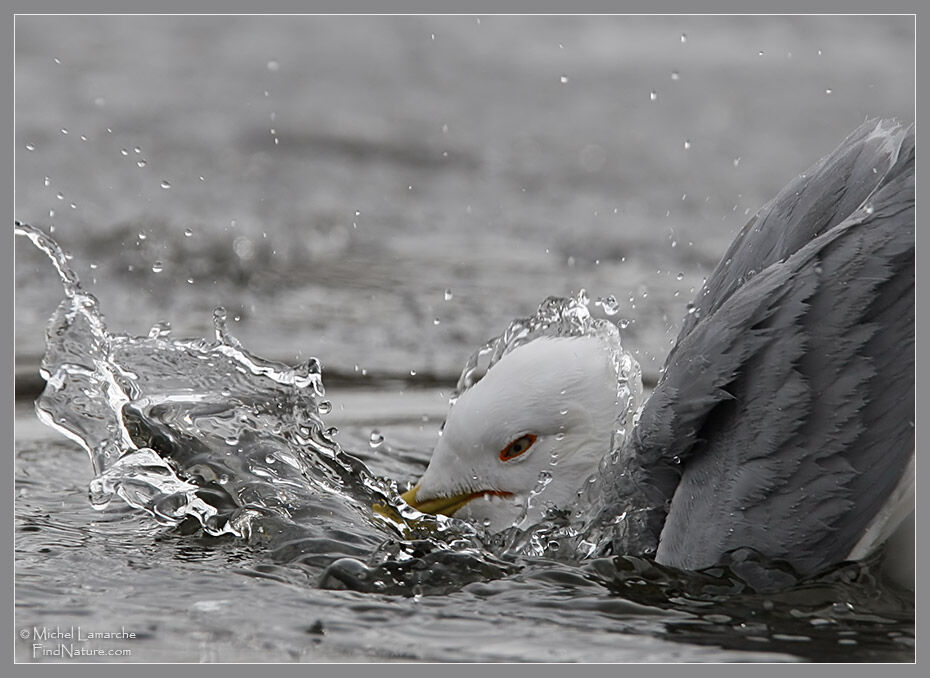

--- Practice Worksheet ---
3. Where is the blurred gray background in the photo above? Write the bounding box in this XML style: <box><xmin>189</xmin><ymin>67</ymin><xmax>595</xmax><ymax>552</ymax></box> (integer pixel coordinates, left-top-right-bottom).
<box><xmin>14</xmin><ymin>15</ymin><xmax>915</xmax><ymax>387</ymax></box>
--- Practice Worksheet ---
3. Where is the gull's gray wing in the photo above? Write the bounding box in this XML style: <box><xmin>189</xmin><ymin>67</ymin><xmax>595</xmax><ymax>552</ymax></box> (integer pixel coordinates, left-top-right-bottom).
<box><xmin>589</xmin><ymin>119</ymin><xmax>914</xmax><ymax>578</ymax></box>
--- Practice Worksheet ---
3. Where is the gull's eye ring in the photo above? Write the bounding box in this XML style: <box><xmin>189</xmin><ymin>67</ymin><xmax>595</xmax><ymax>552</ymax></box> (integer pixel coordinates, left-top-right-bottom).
<box><xmin>499</xmin><ymin>434</ymin><xmax>537</xmax><ymax>462</ymax></box>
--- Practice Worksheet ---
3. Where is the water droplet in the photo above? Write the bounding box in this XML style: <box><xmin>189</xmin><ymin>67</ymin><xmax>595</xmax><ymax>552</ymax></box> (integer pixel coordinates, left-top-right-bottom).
<box><xmin>137</xmin><ymin>159</ymin><xmax>147</xmax><ymax>168</ymax></box>
<box><xmin>25</xmin><ymin>143</ymin><xmax>35</xmax><ymax>151</ymax></box>
<box><xmin>120</xmin><ymin>148</ymin><xmax>129</xmax><ymax>156</ymax></box>
<box><xmin>160</xmin><ymin>180</ymin><xmax>171</xmax><ymax>189</ymax></box>
<box><xmin>134</xmin><ymin>146</ymin><xmax>142</xmax><ymax>154</ymax></box>
<box><xmin>619</xmin><ymin>318</ymin><xmax>631</xmax><ymax>329</ymax></box>
<box><xmin>56</xmin><ymin>192</ymin><xmax>64</xmax><ymax>200</ymax></box>
<box><xmin>677</xmin><ymin>272</ymin><xmax>684</xmax><ymax>280</ymax></box>
<box><xmin>213</xmin><ymin>306</ymin><xmax>228</xmax><ymax>323</ymax></box>
<box><xmin>684</xmin><ymin>139</ymin><xmax>691</xmax><ymax>150</ymax></box>
<box><xmin>151</xmin><ymin>261</ymin><xmax>164</xmax><ymax>273</ymax></box>
<box><xmin>432</xmin><ymin>318</ymin><xmax>440</xmax><ymax>325</ymax></box>
<box><xmin>80</xmin><ymin>135</ymin><xmax>87</xmax><ymax>141</ymax></box>
<box><xmin>596</xmin><ymin>294</ymin><xmax>620</xmax><ymax>316</ymax></box>
<box><xmin>369</xmin><ymin>430</ymin><xmax>384</xmax><ymax>448</ymax></box>
<box><xmin>649</xmin><ymin>90</ymin><xmax>657</xmax><ymax>101</ymax></box>
<box><xmin>60</xmin><ymin>128</ymin><xmax>69</xmax><ymax>135</ymax></box>
<box><xmin>560</xmin><ymin>75</ymin><xmax>569</xmax><ymax>84</ymax></box>
<box><xmin>184</xmin><ymin>227</ymin><xmax>193</xmax><ymax>237</ymax></box>
<box><xmin>318</xmin><ymin>400</ymin><xmax>332</xmax><ymax>415</ymax></box>
<box><xmin>824</xmin><ymin>88</ymin><xmax>833</xmax><ymax>95</ymax></box>
<box><xmin>733</xmin><ymin>156</ymin><xmax>741</xmax><ymax>167</ymax></box>
<box><xmin>48</xmin><ymin>209</ymin><xmax>55</xmax><ymax>218</ymax></box>
<box><xmin>267</xmin><ymin>60</ymin><xmax>280</xmax><ymax>71</ymax></box>
<box><xmin>680</xmin><ymin>33</ymin><xmax>687</xmax><ymax>43</ymax></box>
<box><xmin>443</xmin><ymin>288</ymin><xmax>453</xmax><ymax>301</ymax></box>
<box><xmin>670</xmin><ymin>70</ymin><xmax>680</xmax><ymax>80</ymax></box>
<box><xmin>409</xmin><ymin>369</ymin><xmax>417</xmax><ymax>376</ymax></box>
<box><xmin>138</xmin><ymin>231</ymin><xmax>147</xmax><ymax>241</ymax></box>
<box><xmin>43</xmin><ymin>176</ymin><xmax>50</xmax><ymax>187</ymax></box>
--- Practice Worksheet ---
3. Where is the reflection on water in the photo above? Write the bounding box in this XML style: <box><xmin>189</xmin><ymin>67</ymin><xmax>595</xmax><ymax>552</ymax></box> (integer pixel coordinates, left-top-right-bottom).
<box><xmin>13</xmin><ymin>223</ymin><xmax>915</xmax><ymax>662</ymax></box>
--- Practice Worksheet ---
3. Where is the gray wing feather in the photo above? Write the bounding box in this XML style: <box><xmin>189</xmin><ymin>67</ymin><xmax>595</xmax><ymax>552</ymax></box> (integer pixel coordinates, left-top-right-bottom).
<box><xmin>590</xmin><ymin>119</ymin><xmax>914</xmax><ymax>577</ymax></box>
<box><xmin>671</xmin><ymin>118</ymin><xmax>911</xmax><ymax>350</ymax></box>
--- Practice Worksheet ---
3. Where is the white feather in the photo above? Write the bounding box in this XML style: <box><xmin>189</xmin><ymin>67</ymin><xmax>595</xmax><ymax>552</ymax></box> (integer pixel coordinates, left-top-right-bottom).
<box><xmin>413</xmin><ymin>335</ymin><xmax>620</xmax><ymax>532</ymax></box>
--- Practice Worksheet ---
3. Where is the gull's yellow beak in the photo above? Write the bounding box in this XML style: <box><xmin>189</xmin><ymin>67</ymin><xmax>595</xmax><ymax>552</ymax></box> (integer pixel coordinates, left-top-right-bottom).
<box><xmin>399</xmin><ymin>484</ymin><xmax>513</xmax><ymax>517</ymax></box>
<box><xmin>372</xmin><ymin>483</ymin><xmax>512</xmax><ymax>521</ymax></box>
<box><xmin>373</xmin><ymin>483</ymin><xmax>514</xmax><ymax>523</ymax></box>
<box><xmin>400</xmin><ymin>484</ymin><xmax>420</xmax><ymax>508</ymax></box>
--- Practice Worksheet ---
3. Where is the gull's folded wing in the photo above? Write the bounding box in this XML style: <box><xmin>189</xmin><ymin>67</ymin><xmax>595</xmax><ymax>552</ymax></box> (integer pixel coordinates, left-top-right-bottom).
<box><xmin>592</xmin><ymin>120</ymin><xmax>914</xmax><ymax>578</ymax></box>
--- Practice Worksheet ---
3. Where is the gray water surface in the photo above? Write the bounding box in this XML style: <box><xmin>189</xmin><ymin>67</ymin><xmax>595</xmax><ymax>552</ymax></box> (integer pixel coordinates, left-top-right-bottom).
<box><xmin>14</xmin><ymin>16</ymin><xmax>915</xmax><ymax>663</ymax></box>
<box><xmin>16</xmin><ymin>401</ymin><xmax>914</xmax><ymax>663</ymax></box>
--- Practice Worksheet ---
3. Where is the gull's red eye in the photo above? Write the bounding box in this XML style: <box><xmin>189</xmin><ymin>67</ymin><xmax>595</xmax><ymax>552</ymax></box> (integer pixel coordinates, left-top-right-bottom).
<box><xmin>499</xmin><ymin>434</ymin><xmax>537</xmax><ymax>462</ymax></box>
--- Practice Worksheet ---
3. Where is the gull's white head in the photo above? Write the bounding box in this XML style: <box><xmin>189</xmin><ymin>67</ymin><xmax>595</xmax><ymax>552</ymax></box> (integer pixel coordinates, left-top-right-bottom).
<box><xmin>402</xmin><ymin>335</ymin><xmax>620</xmax><ymax>532</ymax></box>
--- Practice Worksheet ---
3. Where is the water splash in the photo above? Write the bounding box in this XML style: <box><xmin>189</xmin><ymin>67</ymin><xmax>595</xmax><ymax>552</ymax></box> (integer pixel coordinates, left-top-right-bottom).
<box><xmin>15</xmin><ymin>222</ymin><xmax>399</xmax><ymax>546</ymax></box>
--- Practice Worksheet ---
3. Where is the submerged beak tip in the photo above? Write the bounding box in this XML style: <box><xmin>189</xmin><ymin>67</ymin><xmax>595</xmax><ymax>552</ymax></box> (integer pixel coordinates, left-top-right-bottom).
<box><xmin>372</xmin><ymin>483</ymin><xmax>422</xmax><ymax>521</ymax></box>
<box><xmin>400</xmin><ymin>483</ymin><xmax>421</xmax><ymax>508</ymax></box>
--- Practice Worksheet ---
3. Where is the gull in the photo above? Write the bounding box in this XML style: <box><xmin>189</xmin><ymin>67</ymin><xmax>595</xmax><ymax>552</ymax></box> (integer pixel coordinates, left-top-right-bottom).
<box><xmin>401</xmin><ymin>119</ymin><xmax>915</xmax><ymax>587</ymax></box>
